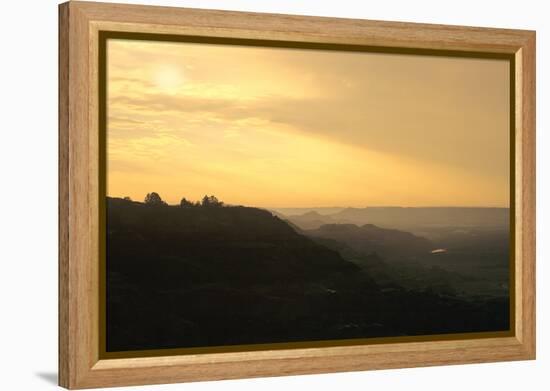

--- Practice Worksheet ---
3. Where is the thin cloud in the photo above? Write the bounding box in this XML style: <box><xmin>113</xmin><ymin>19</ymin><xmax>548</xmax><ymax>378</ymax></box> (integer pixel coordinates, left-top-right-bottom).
<box><xmin>106</xmin><ymin>39</ymin><xmax>510</xmax><ymax>207</ymax></box>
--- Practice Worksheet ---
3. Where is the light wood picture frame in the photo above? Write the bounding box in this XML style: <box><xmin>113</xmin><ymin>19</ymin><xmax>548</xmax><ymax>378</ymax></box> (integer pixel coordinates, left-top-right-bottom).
<box><xmin>59</xmin><ymin>1</ymin><xmax>536</xmax><ymax>389</ymax></box>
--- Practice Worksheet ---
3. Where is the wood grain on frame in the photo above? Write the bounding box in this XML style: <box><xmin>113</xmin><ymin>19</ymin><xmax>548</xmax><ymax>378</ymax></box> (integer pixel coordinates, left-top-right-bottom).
<box><xmin>59</xmin><ymin>1</ymin><xmax>536</xmax><ymax>389</ymax></box>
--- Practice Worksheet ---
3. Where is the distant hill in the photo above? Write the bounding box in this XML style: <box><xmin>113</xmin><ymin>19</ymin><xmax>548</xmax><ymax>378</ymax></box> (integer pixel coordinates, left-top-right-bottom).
<box><xmin>284</xmin><ymin>211</ymin><xmax>341</xmax><ymax>230</ymax></box>
<box><xmin>286</xmin><ymin>207</ymin><xmax>509</xmax><ymax>231</ymax></box>
<box><xmin>269</xmin><ymin>207</ymin><xmax>345</xmax><ymax>216</ymax></box>
<box><xmin>333</xmin><ymin>207</ymin><xmax>509</xmax><ymax>229</ymax></box>
<box><xmin>305</xmin><ymin>223</ymin><xmax>434</xmax><ymax>260</ymax></box>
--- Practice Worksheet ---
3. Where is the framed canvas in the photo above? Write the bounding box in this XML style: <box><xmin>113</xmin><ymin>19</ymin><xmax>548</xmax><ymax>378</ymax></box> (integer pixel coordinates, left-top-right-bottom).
<box><xmin>58</xmin><ymin>1</ymin><xmax>536</xmax><ymax>389</ymax></box>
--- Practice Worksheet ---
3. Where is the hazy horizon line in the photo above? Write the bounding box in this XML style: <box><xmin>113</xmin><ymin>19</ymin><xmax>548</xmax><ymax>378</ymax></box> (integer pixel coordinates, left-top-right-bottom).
<box><xmin>107</xmin><ymin>195</ymin><xmax>509</xmax><ymax>210</ymax></box>
<box><xmin>268</xmin><ymin>205</ymin><xmax>510</xmax><ymax>209</ymax></box>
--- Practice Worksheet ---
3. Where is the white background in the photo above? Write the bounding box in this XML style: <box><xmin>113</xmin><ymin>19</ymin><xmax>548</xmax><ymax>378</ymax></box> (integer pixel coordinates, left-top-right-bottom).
<box><xmin>0</xmin><ymin>0</ymin><xmax>547</xmax><ymax>389</ymax></box>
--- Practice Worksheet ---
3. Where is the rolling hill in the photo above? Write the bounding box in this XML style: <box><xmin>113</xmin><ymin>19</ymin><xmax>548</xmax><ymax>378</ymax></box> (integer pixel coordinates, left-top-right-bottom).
<box><xmin>286</xmin><ymin>207</ymin><xmax>509</xmax><ymax>231</ymax></box>
<box><xmin>305</xmin><ymin>223</ymin><xmax>434</xmax><ymax>260</ymax></box>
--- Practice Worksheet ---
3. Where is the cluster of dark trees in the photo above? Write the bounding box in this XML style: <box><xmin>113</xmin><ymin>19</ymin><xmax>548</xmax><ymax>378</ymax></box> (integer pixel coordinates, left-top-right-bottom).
<box><xmin>124</xmin><ymin>192</ymin><xmax>225</xmax><ymax>207</ymax></box>
<box><xmin>180</xmin><ymin>195</ymin><xmax>224</xmax><ymax>208</ymax></box>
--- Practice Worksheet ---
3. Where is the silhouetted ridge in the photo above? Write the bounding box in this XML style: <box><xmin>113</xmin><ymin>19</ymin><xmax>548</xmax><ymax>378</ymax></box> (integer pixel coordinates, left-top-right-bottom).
<box><xmin>107</xmin><ymin>197</ymin><xmax>358</xmax><ymax>286</ymax></box>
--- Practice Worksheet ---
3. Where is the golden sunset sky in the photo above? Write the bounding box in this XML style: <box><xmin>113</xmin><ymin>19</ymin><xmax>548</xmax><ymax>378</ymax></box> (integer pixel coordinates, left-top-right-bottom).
<box><xmin>107</xmin><ymin>39</ymin><xmax>510</xmax><ymax>208</ymax></box>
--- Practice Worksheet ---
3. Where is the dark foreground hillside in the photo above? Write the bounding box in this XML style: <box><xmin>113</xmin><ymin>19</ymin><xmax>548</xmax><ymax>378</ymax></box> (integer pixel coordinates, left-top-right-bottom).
<box><xmin>106</xmin><ymin>197</ymin><xmax>509</xmax><ymax>352</ymax></box>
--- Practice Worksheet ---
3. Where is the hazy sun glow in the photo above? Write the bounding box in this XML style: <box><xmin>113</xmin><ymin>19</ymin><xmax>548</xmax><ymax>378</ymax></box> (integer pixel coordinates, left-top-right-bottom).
<box><xmin>152</xmin><ymin>65</ymin><xmax>185</xmax><ymax>93</ymax></box>
<box><xmin>107</xmin><ymin>39</ymin><xmax>510</xmax><ymax>208</ymax></box>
